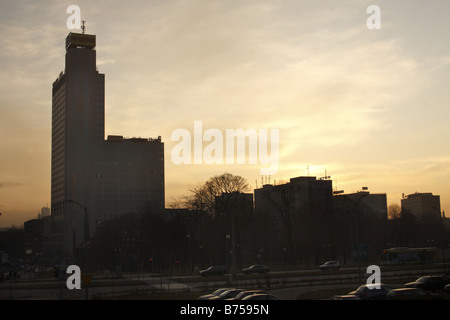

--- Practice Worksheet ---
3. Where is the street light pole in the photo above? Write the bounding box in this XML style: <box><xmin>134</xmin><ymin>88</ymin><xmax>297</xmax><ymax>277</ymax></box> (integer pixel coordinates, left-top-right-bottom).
<box><xmin>65</xmin><ymin>199</ymin><xmax>89</xmax><ymax>300</ymax></box>
<box><xmin>340</xmin><ymin>192</ymin><xmax>370</xmax><ymax>285</ymax></box>
<box><xmin>65</xmin><ymin>199</ymin><xmax>88</xmax><ymax>246</ymax></box>
<box><xmin>440</xmin><ymin>211</ymin><xmax>447</xmax><ymax>274</ymax></box>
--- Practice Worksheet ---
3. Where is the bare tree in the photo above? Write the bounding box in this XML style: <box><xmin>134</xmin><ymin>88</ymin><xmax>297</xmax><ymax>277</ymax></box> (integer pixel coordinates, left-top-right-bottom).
<box><xmin>183</xmin><ymin>173</ymin><xmax>249</xmax><ymax>215</ymax></box>
<box><xmin>388</xmin><ymin>203</ymin><xmax>402</xmax><ymax>219</ymax></box>
<box><xmin>181</xmin><ymin>173</ymin><xmax>250</xmax><ymax>272</ymax></box>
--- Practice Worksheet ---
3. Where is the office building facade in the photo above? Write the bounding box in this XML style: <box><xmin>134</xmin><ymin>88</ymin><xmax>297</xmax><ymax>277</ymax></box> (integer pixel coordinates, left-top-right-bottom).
<box><xmin>401</xmin><ymin>192</ymin><xmax>441</xmax><ymax>221</ymax></box>
<box><xmin>51</xmin><ymin>32</ymin><xmax>164</xmax><ymax>258</ymax></box>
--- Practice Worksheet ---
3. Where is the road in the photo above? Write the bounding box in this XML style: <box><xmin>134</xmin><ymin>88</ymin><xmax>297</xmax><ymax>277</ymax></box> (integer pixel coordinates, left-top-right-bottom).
<box><xmin>1</xmin><ymin>263</ymin><xmax>448</xmax><ymax>300</ymax></box>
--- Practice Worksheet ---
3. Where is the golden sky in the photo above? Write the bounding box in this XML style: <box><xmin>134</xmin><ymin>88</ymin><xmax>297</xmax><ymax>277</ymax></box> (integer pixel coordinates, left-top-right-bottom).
<box><xmin>1</xmin><ymin>0</ymin><xmax>449</xmax><ymax>227</ymax></box>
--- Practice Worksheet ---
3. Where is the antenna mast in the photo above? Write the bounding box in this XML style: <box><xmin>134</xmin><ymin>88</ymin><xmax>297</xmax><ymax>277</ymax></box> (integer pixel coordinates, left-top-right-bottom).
<box><xmin>81</xmin><ymin>20</ymin><xmax>86</xmax><ymax>34</ymax></box>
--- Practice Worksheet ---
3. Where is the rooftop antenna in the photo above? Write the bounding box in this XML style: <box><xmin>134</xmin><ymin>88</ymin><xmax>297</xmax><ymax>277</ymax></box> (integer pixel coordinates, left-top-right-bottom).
<box><xmin>319</xmin><ymin>169</ymin><xmax>331</xmax><ymax>180</ymax></box>
<box><xmin>81</xmin><ymin>20</ymin><xmax>86</xmax><ymax>34</ymax></box>
<box><xmin>307</xmin><ymin>166</ymin><xmax>310</xmax><ymax>176</ymax></box>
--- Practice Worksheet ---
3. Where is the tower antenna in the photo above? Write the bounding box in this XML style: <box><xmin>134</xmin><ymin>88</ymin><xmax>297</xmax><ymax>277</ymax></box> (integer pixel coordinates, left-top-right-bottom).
<box><xmin>81</xmin><ymin>20</ymin><xmax>86</xmax><ymax>34</ymax></box>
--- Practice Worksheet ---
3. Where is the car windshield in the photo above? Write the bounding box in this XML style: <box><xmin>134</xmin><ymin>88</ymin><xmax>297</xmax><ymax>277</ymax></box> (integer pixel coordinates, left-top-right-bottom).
<box><xmin>416</xmin><ymin>277</ymin><xmax>429</xmax><ymax>282</ymax></box>
<box><xmin>355</xmin><ymin>286</ymin><xmax>366</xmax><ymax>293</ymax></box>
<box><xmin>237</xmin><ymin>291</ymin><xmax>261</xmax><ymax>298</ymax></box>
<box><xmin>212</xmin><ymin>288</ymin><xmax>228</xmax><ymax>295</ymax></box>
<box><xmin>218</xmin><ymin>290</ymin><xmax>232</xmax><ymax>297</ymax></box>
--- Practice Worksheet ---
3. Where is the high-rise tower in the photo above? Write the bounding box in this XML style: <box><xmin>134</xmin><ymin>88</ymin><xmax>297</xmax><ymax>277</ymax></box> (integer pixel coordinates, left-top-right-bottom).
<box><xmin>51</xmin><ymin>32</ymin><xmax>164</xmax><ymax>258</ymax></box>
<box><xmin>52</xmin><ymin>32</ymin><xmax>104</xmax><ymax>256</ymax></box>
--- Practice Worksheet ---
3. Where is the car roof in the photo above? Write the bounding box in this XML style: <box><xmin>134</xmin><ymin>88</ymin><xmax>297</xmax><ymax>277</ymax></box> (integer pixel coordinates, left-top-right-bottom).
<box><xmin>242</xmin><ymin>293</ymin><xmax>276</xmax><ymax>300</ymax></box>
<box><xmin>359</xmin><ymin>283</ymin><xmax>386</xmax><ymax>288</ymax></box>
<box><xmin>391</xmin><ymin>288</ymin><xmax>422</xmax><ymax>292</ymax></box>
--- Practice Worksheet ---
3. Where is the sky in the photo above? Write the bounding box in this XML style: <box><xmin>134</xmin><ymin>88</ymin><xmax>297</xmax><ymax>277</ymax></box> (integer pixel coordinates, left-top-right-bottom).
<box><xmin>0</xmin><ymin>0</ymin><xmax>449</xmax><ymax>227</ymax></box>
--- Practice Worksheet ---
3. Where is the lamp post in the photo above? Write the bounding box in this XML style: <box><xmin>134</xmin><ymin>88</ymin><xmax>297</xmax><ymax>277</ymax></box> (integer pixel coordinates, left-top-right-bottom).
<box><xmin>440</xmin><ymin>211</ymin><xmax>447</xmax><ymax>274</ymax></box>
<box><xmin>65</xmin><ymin>199</ymin><xmax>90</xmax><ymax>300</ymax></box>
<box><xmin>65</xmin><ymin>200</ymin><xmax>89</xmax><ymax>272</ymax></box>
<box><xmin>65</xmin><ymin>199</ymin><xmax>88</xmax><ymax>247</ymax></box>
<box><xmin>340</xmin><ymin>192</ymin><xmax>370</xmax><ymax>285</ymax></box>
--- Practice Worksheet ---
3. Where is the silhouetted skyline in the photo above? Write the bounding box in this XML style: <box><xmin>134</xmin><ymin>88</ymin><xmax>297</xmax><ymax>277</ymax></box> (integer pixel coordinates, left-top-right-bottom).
<box><xmin>1</xmin><ymin>0</ymin><xmax>450</xmax><ymax>227</ymax></box>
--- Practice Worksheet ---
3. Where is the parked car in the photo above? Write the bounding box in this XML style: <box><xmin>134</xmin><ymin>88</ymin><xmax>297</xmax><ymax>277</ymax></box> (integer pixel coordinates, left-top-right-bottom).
<box><xmin>209</xmin><ymin>288</ymin><xmax>246</xmax><ymax>300</ymax></box>
<box><xmin>199</xmin><ymin>266</ymin><xmax>227</xmax><ymax>277</ymax></box>
<box><xmin>444</xmin><ymin>284</ymin><xmax>450</xmax><ymax>294</ymax></box>
<box><xmin>319</xmin><ymin>261</ymin><xmax>340</xmax><ymax>271</ymax></box>
<box><xmin>386</xmin><ymin>288</ymin><xmax>443</xmax><ymax>300</ymax></box>
<box><xmin>242</xmin><ymin>264</ymin><xmax>269</xmax><ymax>275</ymax></box>
<box><xmin>348</xmin><ymin>283</ymin><xmax>392</xmax><ymax>300</ymax></box>
<box><xmin>242</xmin><ymin>293</ymin><xmax>280</xmax><ymax>300</ymax></box>
<box><xmin>198</xmin><ymin>288</ymin><xmax>231</xmax><ymax>300</ymax></box>
<box><xmin>405</xmin><ymin>275</ymin><xmax>450</xmax><ymax>291</ymax></box>
<box><xmin>227</xmin><ymin>289</ymin><xmax>266</xmax><ymax>300</ymax></box>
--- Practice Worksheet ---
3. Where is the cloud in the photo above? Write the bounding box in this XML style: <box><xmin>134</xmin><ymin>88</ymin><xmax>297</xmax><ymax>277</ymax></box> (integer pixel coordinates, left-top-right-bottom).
<box><xmin>0</xmin><ymin>182</ymin><xmax>27</xmax><ymax>189</ymax></box>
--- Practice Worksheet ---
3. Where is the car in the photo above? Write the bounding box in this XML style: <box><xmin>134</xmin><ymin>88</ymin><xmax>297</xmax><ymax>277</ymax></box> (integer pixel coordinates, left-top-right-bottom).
<box><xmin>226</xmin><ymin>289</ymin><xmax>266</xmax><ymax>300</ymax></box>
<box><xmin>198</xmin><ymin>288</ymin><xmax>231</xmax><ymax>300</ymax></box>
<box><xmin>319</xmin><ymin>261</ymin><xmax>340</xmax><ymax>271</ymax></box>
<box><xmin>209</xmin><ymin>288</ymin><xmax>247</xmax><ymax>300</ymax></box>
<box><xmin>386</xmin><ymin>288</ymin><xmax>443</xmax><ymax>300</ymax></box>
<box><xmin>242</xmin><ymin>293</ymin><xmax>280</xmax><ymax>300</ymax></box>
<box><xmin>444</xmin><ymin>284</ymin><xmax>450</xmax><ymax>295</ymax></box>
<box><xmin>405</xmin><ymin>275</ymin><xmax>450</xmax><ymax>291</ymax></box>
<box><xmin>348</xmin><ymin>283</ymin><xmax>393</xmax><ymax>300</ymax></box>
<box><xmin>242</xmin><ymin>264</ymin><xmax>269</xmax><ymax>275</ymax></box>
<box><xmin>199</xmin><ymin>266</ymin><xmax>227</xmax><ymax>277</ymax></box>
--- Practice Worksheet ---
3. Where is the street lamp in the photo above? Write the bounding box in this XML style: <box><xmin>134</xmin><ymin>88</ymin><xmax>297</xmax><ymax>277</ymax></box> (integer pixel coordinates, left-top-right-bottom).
<box><xmin>65</xmin><ymin>199</ymin><xmax>90</xmax><ymax>299</ymax></box>
<box><xmin>65</xmin><ymin>199</ymin><xmax>89</xmax><ymax>274</ymax></box>
<box><xmin>340</xmin><ymin>192</ymin><xmax>370</xmax><ymax>285</ymax></box>
<box><xmin>65</xmin><ymin>199</ymin><xmax>88</xmax><ymax>246</ymax></box>
<box><xmin>440</xmin><ymin>211</ymin><xmax>447</xmax><ymax>273</ymax></box>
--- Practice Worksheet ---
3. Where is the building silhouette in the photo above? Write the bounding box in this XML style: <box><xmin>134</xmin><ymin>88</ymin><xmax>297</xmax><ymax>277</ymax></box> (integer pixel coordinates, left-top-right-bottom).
<box><xmin>254</xmin><ymin>176</ymin><xmax>333</xmax><ymax>264</ymax></box>
<box><xmin>333</xmin><ymin>191</ymin><xmax>388</xmax><ymax>219</ymax></box>
<box><xmin>254</xmin><ymin>176</ymin><xmax>333</xmax><ymax>220</ymax></box>
<box><xmin>401</xmin><ymin>192</ymin><xmax>442</xmax><ymax>246</ymax></box>
<box><xmin>333</xmin><ymin>190</ymin><xmax>388</xmax><ymax>262</ymax></box>
<box><xmin>50</xmin><ymin>32</ymin><xmax>164</xmax><ymax>258</ymax></box>
<box><xmin>401</xmin><ymin>192</ymin><xmax>441</xmax><ymax>221</ymax></box>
